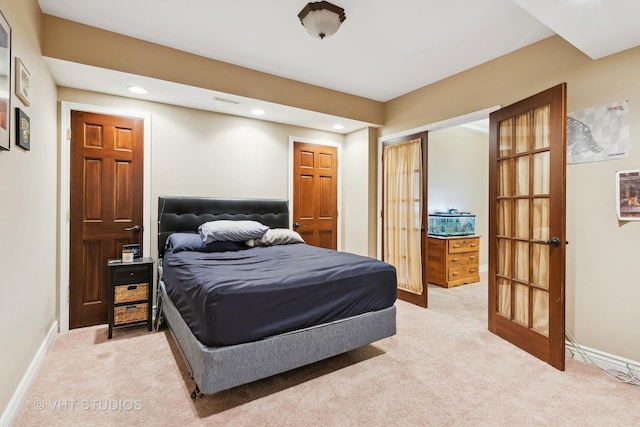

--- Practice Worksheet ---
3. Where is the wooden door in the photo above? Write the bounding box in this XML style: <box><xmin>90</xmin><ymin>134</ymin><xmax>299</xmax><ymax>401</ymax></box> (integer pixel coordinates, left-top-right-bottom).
<box><xmin>293</xmin><ymin>141</ymin><xmax>338</xmax><ymax>249</ymax></box>
<box><xmin>488</xmin><ymin>83</ymin><xmax>567</xmax><ymax>370</ymax></box>
<box><xmin>382</xmin><ymin>132</ymin><xmax>428</xmax><ymax>308</ymax></box>
<box><xmin>69</xmin><ymin>111</ymin><xmax>144</xmax><ymax>329</ymax></box>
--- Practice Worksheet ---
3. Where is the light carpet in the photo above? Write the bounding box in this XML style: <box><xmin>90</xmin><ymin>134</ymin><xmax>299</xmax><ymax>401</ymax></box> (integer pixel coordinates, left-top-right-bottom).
<box><xmin>13</xmin><ymin>279</ymin><xmax>640</xmax><ymax>426</ymax></box>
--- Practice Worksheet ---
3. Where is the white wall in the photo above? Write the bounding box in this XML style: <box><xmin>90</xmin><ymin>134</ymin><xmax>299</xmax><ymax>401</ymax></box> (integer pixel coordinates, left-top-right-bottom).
<box><xmin>343</xmin><ymin>128</ymin><xmax>373</xmax><ymax>256</ymax></box>
<box><xmin>55</xmin><ymin>88</ymin><xmax>371</xmax><ymax>261</ymax></box>
<box><xmin>428</xmin><ymin>126</ymin><xmax>489</xmax><ymax>266</ymax></box>
<box><xmin>0</xmin><ymin>0</ymin><xmax>58</xmax><ymax>418</ymax></box>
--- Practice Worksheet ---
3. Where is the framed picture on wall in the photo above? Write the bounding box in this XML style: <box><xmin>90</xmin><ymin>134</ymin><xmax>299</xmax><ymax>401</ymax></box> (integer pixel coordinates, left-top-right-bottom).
<box><xmin>0</xmin><ymin>11</ymin><xmax>11</xmax><ymax>151</ymax></box>
<box><xmin>616</xmin><ymin>169</ymin><xmax>640</xmax><ymax>221</ymax></box>
<box><xmin>15</xmin><ymin>108</ymin><xmax>29</xmax><ymax>150</ymax></box>
<box><xmin>15</xmin><ymin>57</ymin><xmax>30</xmax><ymax>106</ymax></box>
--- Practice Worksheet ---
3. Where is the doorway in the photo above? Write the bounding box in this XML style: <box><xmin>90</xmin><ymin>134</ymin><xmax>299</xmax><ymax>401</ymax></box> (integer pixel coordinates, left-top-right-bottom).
<box><xmin>58</xmin><ymin>102</ymin><xmax>152</xmax><ymax>333</ymax></box>
<box><xmin>292</xmin><ymin>140</ymin><xmax>338</xmax><ymax>249</ymax></box>
<box><xmin>69</xmin><ymin>111</ymin><xmax>145</xmax><ymax>328</ymax></box>
<box><xmin>427</xmin><ymin>119</ymin><xmax>490</xmax><ymax>277</ymax></box>
<box><xmin>377</xmin><ymin>108</ymin><xmax>497</xmax><ymax>307</ymax></box>
<box><xmin>379</xmin><ymin>85</ymin><xmax>567</xmax><ymax>370</ymax></box>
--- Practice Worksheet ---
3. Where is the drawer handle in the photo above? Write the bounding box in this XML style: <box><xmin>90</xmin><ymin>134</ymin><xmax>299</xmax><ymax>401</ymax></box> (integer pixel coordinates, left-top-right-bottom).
<box><xmin>129</xmin><ymin>272</ymin><xmax>135</xmax><ymax>277</ymax></box>
<box><xmin>125</xmin><ymin>305</ymin><xmax>137</xmax><ymax>312</ymax></box>
<box><xmin>452</xmin><ymin>244</ymin><xmax>461</xmax><ymax>248</ymax></box>
<box><xmin>469</xmin><ymin>256</ymin><xmax>475</xmax><ymax>260</ymax></box>
<box><xmin>452</xmin><ymin>258</ymin><xmax>458</xmax><ymax>262</ymax></box>
<box><xmin>469</xmin><ymin>269</ymin><xmax>476</xmax><ymax>273</ymax></box>
<box><xmin>452</xmin><ymin>272</ymin><xmax>458</xmax><ymax>276</ymax></box>
<box><xmin>127</xmin><ymin>285</ymin><xmax>138</xmax><ymax>291</ymax></box>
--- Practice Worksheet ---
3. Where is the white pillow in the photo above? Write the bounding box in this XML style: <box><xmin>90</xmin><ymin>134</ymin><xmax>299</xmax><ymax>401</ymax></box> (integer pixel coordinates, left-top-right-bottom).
<box><xmin>198</xmin><ymin>220</ymin><xmax>269</xmax><ymax>243</ymax></box>
<box><xmin>251</xmin><ymin>228</ymin><xmax>305</xmax><ymax>247</ymax></box>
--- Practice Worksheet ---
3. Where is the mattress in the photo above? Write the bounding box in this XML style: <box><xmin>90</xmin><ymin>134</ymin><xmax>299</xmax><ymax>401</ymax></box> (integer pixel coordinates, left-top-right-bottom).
<box><xmin>162</xmin><ymin>243</ymin><xmax>397</xmax><ymax>347</ymax></box>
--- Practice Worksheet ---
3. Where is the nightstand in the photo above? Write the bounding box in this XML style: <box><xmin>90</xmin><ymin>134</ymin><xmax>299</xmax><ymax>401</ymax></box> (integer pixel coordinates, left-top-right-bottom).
<box><xmin>107</xmin><ymin>257</ymin><xmax>155</xmax><ymax>338</ymax></box>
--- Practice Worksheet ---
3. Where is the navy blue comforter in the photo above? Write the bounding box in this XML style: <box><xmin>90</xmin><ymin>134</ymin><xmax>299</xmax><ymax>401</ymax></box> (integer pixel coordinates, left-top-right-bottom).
<box><xmin>162</xmin><ymin>244</ymin><xmax>397</xmax><ymax>347</ymax></box>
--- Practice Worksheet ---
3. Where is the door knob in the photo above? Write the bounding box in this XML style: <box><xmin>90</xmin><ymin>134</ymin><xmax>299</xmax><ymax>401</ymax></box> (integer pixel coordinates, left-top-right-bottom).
<box><xmin>125</xmin><ymin>225</ymin><xmax>141</xmax><ymax>233</ymax></box>
<box><xmin>293</xmin><ymin>222</ymin><xmax>301</xmax><ymax>228</ymax></box>
<box><xmin>543</xmin><ymin>237</ymin><xmax>560</xmax><ymax>247</ymax></box>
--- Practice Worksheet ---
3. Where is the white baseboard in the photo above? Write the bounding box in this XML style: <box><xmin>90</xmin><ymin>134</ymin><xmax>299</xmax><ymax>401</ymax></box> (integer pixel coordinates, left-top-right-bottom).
<box><xmin>566</xmin><ymin>340</ymin><xmax>640</xmax><ymax>374</ymax></box>
<box><xmin>0</xmin><ymin>321</ymin><xmax>58</xmax><ymax>427</ymax></box>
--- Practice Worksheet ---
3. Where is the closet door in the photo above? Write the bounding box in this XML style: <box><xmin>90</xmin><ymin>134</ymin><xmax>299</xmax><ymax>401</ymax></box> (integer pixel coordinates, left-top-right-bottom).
<box><xmin>292</xmin><ymin>141</ymin><xmax>338</xmax><ymax>249</ymax></box>
<box><xmin>69</xmin><ymin>111</ymin><xmax>144</xmax><ymax>328</ymax></box>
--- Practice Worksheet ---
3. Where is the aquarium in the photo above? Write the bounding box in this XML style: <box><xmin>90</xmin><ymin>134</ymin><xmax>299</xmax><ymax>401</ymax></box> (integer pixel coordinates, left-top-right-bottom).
<box><xmin>428</xmin><ymin>213</ymin><xmax>476</xmax><ymax>236</ymax></box>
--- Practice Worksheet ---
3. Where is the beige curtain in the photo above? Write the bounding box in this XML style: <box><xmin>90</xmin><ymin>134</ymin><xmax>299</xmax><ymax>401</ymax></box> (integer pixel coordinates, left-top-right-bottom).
<box><xmin>383</xmin><ymin>139</ymin><xmax>423</xmax><ymax>294</ymax></box>
<box><xmin>497</xmin><ymin>107</ymin><xmax>551</xmax><ymax>336</ymax></box>
<box><xmin>532</xmin><ymin>106</ymin><xmax>551</xmax><ymax>335</ymax></box>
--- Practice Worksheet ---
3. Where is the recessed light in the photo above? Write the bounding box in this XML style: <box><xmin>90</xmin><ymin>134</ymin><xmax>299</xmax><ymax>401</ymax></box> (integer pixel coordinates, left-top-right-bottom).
<box><xmin>332</xmin><ymin>124</ymin><xmax>345</xmax><ymax>130</ymax></box>
<box><xmin>251</xmin><ymin>108</ymin><xmax>265</xmax><ymax>115</ymax></box>
<box><xmin>128</xmin><ymin>86</ymin><xmax>148</xmax><ymax>94</ymax></box>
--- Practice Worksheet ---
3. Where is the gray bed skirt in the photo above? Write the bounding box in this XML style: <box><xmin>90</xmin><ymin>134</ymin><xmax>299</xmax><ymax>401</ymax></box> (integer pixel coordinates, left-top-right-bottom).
<box><xmin>159</xmin><ymin>280</ymin><xmax>397</xmax><ymax>395</ymax></box>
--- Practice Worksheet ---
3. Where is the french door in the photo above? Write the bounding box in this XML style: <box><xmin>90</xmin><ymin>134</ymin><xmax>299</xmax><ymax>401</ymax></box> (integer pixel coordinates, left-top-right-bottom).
<box><xmin>488</xmin><ymin>83</ymin><xmax>567</xmax><ymax>370</ymax></box>
<box><xmin>382</xmin><ymin>132</ymin><xmax>428</xmax><ymax>308</ymax></box>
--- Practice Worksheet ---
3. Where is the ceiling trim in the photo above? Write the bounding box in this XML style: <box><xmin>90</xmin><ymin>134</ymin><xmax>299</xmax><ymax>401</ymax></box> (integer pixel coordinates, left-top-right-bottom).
<box><xmin>41</xmin><ymin>13</ymin><xmax>385</xmax><ymax>126</ymax></box>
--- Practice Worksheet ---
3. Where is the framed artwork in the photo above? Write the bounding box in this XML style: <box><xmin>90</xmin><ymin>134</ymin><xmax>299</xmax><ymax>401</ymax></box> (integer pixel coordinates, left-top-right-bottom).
<box><xmin>15</xmin><ymin>108</ymin><xmax>29</xmax><ymax>150</ymax></box>
<box><xmin>616</xmin><ymin>169</ymin><xmax>640</xmax><ymax>221</ymax></box>
<box><xmin>0</xmin><ymin>11</ymin><xmax>11</xmax><ymax>151</ymax></box>
<box><xmin>15</xmin><ymin>57</ymin><xmax>30</xmax><ymax>106</ymax></box>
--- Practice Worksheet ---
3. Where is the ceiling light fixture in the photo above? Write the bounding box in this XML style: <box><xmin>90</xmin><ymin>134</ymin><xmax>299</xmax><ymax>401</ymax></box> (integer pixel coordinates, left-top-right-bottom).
<box><xmin>127</xmin><ymin>86</ymin><xmax>148</xmax><ymax>94</ymax></box>
<box><xmin>213</xmin><ymin>96</ymin><xmax>240</xmax><ymax>104</ymax></box>
<box><xmin>332</xmin><ymin>124</ymin><xmax>344</xmax><ymax>130</ymax></box>
<box><xmin>298</xmin><ymin>1</ymin><xmax>346</xmax><ymax>40</ymax></box>
<box><xmin>251</xmin><ymin>108</ymin><xmax>265</xmax><ymax>115</ymax></box>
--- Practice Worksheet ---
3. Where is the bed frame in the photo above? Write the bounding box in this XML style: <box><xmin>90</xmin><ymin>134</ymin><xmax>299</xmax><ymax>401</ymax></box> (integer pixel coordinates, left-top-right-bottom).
<box><xmin>157</xmin><ymin>196</ymin><xmax>397</xmax><ymax>397</ymax></box>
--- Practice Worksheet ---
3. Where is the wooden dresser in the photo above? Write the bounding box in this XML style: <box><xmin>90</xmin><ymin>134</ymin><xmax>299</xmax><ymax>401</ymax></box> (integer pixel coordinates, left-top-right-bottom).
<box><xmin>427</xmin><ymin>235</ymin><xmax>480</xmax><ymax>288</ymax></box>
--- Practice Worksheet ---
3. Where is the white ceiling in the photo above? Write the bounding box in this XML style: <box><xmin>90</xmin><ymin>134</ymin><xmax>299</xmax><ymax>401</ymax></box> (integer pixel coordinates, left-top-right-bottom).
<box><xmin>38</xmin><ymin>0</ymin><xmax>640</xmax><ymax>133</ymax></box>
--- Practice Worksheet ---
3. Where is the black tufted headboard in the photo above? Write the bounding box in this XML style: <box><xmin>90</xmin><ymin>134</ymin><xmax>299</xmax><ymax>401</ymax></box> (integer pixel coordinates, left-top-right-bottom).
<box><xmin>157</xmin><ymin>196</ymin><xmax>290</xmax><ymax>256</ymax></box>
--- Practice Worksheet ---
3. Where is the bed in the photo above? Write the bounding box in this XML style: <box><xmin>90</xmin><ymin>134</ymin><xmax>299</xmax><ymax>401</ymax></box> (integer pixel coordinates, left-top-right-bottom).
<box><xmin>156</xmin><ymin>196</ymin><xmax>397</xmax><ymax>398</ymax></box>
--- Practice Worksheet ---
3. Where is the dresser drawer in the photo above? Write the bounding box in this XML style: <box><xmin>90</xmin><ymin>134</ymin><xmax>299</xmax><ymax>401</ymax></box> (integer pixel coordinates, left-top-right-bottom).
<box><xmin>114</xmin><ymin>283</ymin><xmax>149</xmax><ymax>304</ymax></box>
<box><xmin>448</xmin><ymin>238</ymin><xmax>478</xmax><ymax>253</ymax></box>
<box><xmin>113</xmin><ymin>266</ymin><xmax>150</xmax><ymax>285</ymax></box>
<box><xmin>114</xmin><ymin>303</ymin><xmax>148</xmax><ymax>325</ymax></box>
<box><xmin>448</xmin><ymin>252</ymin><xmax>478</xmax><ymax>267</ymax></box>
<box><xmin>448</xmin><ymin>266</ymin><xmax>479</xmax><ymax>281</ymax></box>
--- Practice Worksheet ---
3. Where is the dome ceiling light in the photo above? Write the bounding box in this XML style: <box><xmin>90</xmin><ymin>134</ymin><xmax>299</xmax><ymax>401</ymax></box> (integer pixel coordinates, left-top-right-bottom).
<box><xmin>298</xmin><ymin>1</ymin><xmax>346</xmax><ymax>40</ymax></box>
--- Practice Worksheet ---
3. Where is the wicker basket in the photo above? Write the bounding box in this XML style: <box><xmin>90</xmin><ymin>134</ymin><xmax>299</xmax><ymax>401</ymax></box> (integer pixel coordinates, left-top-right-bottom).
<box><xmin>114</xmin><ymin>283</ymin><xmax>148</xmax><ymax>304</ymax></box>
<box><xmin>114</xmin><ymin>303</ymin><xmax>148</xmax><ymax>325</ymax></box>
